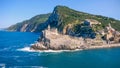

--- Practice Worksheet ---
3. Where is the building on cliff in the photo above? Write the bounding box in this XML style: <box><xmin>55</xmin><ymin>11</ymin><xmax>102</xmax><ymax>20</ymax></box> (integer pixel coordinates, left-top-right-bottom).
<box><xmin>31</xmin><ymin>25</ymin><xmax>86</xmax><ymax>50</ymax></box>
<box><xmin>84</xmin><ymin>19</ymin><xmax>101</xmax><ymax>27</ymax></box>
<box><xmin>42</xmin><ymin>25</ymin><xmax>59</xmax><ymax>39</ymax></box>
<box><xmin>104</xmin><ymin>23</ymin><xmax>120</xmax><ymax>44</ymax></box>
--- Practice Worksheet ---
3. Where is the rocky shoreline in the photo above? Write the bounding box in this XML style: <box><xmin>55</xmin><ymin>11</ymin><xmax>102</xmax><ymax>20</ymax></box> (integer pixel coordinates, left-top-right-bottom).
<box><xmin>30</xmin><ymin>23</ymin><xmax>120</xmax><ymax>51</ymax></box>
<box><xmin>86</xmin><ymin>43</ymin><xmax>120</xmax><ymax>50</ymax></box>
<box><xmin>30</xmin><ymin>43</ymin><xmax>120</xmax><ymax>51</ymax></box>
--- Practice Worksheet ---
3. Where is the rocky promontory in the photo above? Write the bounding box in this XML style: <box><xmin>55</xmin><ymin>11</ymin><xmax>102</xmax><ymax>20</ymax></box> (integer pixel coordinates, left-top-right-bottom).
<box><xmin>6</xmin><ymin>5</ymin><xmax>120</xmax><ymax>50</ymax></box>
<box><xmin>30</xmin><ymin>22</ymin><xmax>120</xmax><ymax>50</ymax></box>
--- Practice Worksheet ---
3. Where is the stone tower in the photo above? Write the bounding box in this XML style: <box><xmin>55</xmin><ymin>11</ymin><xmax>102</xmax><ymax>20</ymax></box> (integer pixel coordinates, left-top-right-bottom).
<box><xmin>108</xmin><ymin>23</ymin><xmax>112</xmax><ymax>28</ymax></box>
<box><xmin>48</xmin><ymin>25</ymin><xmax>50</xmax><ymax>31</ymax></box>
<box><xmin>55</xmin><ymin>28</ymin><xmax>58</xmax><ymax>35</ymax></box>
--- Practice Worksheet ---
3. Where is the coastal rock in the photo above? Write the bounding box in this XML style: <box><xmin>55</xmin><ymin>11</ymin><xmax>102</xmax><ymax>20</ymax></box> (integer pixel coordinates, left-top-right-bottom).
<box><xmin>30</xmin><ymin>23</ymin><xmax>120</xmax><ymax>50</ymax></box>
<box><xmin>30</xmin><ymin>26</ymin><xmax>86</xmax><ymax>50</ymax></box>
<box><xmin>103</xmin><ymin>23</ymin><xmax>120</xmax><ymax>44</ymax></box>
<box><xmin>30</xmin><ymin>42</ymin><xmax>47</xmax><ymax>50</ymax></box>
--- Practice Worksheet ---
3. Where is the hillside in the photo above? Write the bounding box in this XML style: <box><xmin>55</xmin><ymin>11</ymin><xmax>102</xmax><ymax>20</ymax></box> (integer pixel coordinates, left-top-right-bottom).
<box><xmin>7</xmin><ymin>6</ymin><xmax>120</xmax><ymax>34</ymax></box>
<box><xmin>7</xmin><ymin>13</ymin><xmax>51</xmax><ymax>32</ymax></box>
<box><xmin>47</xmin><ymin>6</ymin><xmax>120</xmax><ymax>34</ymax></box>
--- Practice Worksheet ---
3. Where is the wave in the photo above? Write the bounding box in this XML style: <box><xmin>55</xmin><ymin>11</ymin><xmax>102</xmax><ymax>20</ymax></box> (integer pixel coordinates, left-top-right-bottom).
<box><xmin>9</xmin><ymin>66</ymin><xmax>47</xmax><ymax>68</ymax></box>
<box><xmin>0</xmin><ymin>47</ymin><xmax>11</xmax><ymax>51</ymax></box>
<box><xmin>17</xmin><ymin>47</ymin><xmax>82</xmax><ymax>53</ymax></box>
<box><xmin>0</xmin><ymin>63</ymin><xmax>5</xmax><ymax>68</ymax></box>
<box><xmin>17</xmin><ymin>47</ymin><xmax>33</xmax><ymax>52</ymax></box>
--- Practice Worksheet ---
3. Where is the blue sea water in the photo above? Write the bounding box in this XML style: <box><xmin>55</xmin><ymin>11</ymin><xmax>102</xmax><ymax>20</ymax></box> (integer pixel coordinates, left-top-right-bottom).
<box><xmin>0</xmin><ymin>31</ymin><xmax>120</xmax><ymax>68</ymax></box>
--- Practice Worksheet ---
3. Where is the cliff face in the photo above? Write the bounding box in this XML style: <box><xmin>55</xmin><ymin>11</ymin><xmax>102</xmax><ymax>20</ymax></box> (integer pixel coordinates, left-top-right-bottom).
<box><xmin>45</xmin><ymin>6</ymin><xmax>120</xmax><ymax>36</ymax></box>
<box><xmin>30</xmin><ymin>23</ymin><xmax>120</xmax><ymax>50</ymax></box>
<box><xmin>7</xmin><ymin>13</ymin><xmax>51</xmax><ymax>32</ymax></box>
<box><xmin>30</xmin><ymin>26</ymin><xmax>86</xmax><ymax>50</ymax></box>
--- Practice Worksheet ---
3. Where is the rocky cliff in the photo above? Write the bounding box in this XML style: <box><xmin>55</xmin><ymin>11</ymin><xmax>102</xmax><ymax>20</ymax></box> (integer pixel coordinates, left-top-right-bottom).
<box><xmin>6</xmin><ymin>5</ymin><xmax>120</xmax><ymax>50</ymax></box>
<box><xmin>30</xmin><ymin>26</ymin><xmax>86</xmax><ymax>50</ymax></box>
<box><xmin>29</xmin><ymin>6</ymin><xmax>120</xmax><ymax>50</ymax></box>
<box><xmin>30</xmin><ymin>23</ymin><xmax>120</xmax><ymax>50</ymax></box>
<box><xmin>46</xmin><ymin>6</ymin><xmax>120</xmax><ymax>35</ymax></box>
<box><xmin>30</xmin><ymin>22</ymin><xmax>120</xmax><ymax>50</ymax></box>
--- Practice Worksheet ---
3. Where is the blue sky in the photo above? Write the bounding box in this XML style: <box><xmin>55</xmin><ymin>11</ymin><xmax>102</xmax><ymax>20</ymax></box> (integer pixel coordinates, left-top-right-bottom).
<box><xmin>0</xmin><ymin>0</ymin><xmax>120</xmax><ymax>28</ymax></box>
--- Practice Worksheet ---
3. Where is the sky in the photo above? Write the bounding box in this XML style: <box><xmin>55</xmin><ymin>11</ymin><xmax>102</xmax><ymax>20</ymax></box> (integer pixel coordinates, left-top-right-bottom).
<box><xmin>0</xmin><ymin>0</ymin><xmax>120</xmax><ymax>28</ymax></box>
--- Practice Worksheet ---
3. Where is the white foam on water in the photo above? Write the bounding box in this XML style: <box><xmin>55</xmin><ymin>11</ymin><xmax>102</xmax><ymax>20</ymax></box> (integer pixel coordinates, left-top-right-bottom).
<box><xmin>17</xmin><ymin>46</ymin><xmax>82</xmax><ymax>53</ymax></box>
<box><xmin>17</xmin><ymin>47</ymin><xmax>32</xmax><ymax>52</ymax></box>
<box><xmin>0</xmin><ymin>63</ymin><xmax>5</xmax><ymax>68</ymax></box>
<box><xmin>30</xmin><ymin>43</ymin><xmax>34</xmax><ymax>45</ymax></box>
<box><xmin>0</xmin><ymin>47</ymin><xmax>11</xmax><ymax>51</ymax></box>
<box><xmin>9</xmin><ymin>66</ymin><xmax>47</xmax><ymax>68</ymax></box>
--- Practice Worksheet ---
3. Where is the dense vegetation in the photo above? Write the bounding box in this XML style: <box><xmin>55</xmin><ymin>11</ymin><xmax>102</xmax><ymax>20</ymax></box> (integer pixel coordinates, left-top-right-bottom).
<box><xmin>7</xmin><ymin>13</ymin><xmax>51</xmax><ymax>32</ymax></box>
<box><xmin>53</xmin><ymin>6</ymin><xmax>120</xmax><ymax>32</ymax></box>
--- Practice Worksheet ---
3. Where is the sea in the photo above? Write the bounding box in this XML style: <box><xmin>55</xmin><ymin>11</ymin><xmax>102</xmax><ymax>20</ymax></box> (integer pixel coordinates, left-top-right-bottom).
<box><xmin>0</xmin><ymin>31</ymin><xmax>120</xmax><ymax>68</ymax></box>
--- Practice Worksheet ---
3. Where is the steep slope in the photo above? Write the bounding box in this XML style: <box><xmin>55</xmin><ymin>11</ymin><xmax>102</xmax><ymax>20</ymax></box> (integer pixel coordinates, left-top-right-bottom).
<box><xmin>47</xmin><ymin>6</ymin><xmax>120</xmax><ymax>35</ymax></box>
<box><xmin>7</xmin><ymin>13</ymin><xmax>51</xmax><ymax>32</ymax></box>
